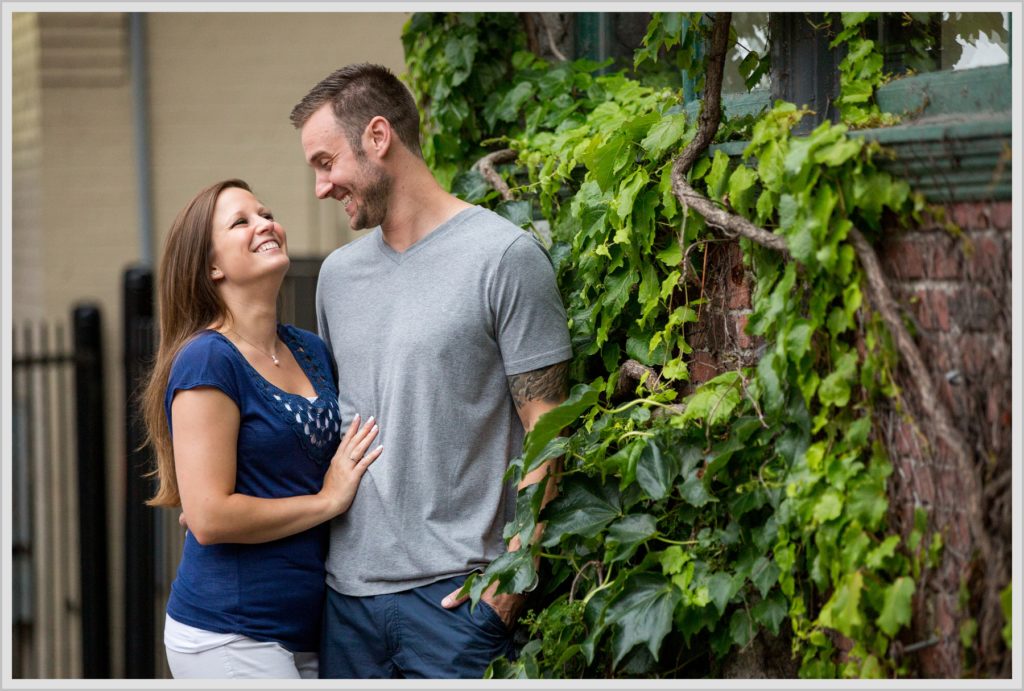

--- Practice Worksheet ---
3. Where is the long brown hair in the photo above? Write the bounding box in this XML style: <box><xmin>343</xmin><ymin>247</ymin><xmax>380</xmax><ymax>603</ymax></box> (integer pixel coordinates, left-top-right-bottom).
<box><xmin>143</xmin><ymin>179</ymin><xmax>251</xmax><ymax>507</ymax></box>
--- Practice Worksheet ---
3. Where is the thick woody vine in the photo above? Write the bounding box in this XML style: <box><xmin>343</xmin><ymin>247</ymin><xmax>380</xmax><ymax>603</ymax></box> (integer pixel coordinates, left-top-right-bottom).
<box><xmin>402</xmin><ymin>11</ymin><xmax>1009</xmax><ymax>678</ymax></box>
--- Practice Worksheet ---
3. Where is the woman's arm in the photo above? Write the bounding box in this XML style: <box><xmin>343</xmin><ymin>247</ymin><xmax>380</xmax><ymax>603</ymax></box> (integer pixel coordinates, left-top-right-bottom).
<box><xmin>171</xmin><ymin>386</ymin><xmax>380</xmax><ymax>545</ymax></box>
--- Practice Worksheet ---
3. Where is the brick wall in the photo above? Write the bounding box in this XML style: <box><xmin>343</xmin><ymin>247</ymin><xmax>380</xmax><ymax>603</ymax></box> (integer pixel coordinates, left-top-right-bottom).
<box><xmin>687</xmin><ymin>199</ymin><xmax>1012</xmax><ymax>676</ymax></box>
<box><xmin>878</xmin><ymin>200</ymin><xmax>1012</xmax><ymax>677</ymax></box>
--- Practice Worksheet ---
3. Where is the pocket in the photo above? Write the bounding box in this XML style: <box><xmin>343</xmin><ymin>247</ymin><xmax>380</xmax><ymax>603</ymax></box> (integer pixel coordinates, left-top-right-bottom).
<box><xmin>473</xmin><ymin>598</ymin><xmax>508</xmax><ymax>634</ymax></box>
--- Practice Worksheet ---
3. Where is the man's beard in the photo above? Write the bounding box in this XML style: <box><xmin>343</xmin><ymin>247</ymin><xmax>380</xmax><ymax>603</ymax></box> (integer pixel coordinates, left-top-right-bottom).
<box><xmin>350</xmin><ymin>157</ymin><xmax>392</xmax><ymax>231</ymax></box>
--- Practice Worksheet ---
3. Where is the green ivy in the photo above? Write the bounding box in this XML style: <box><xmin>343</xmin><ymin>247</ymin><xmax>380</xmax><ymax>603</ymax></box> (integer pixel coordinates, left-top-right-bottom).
<box><xmin>403</xmin><ymin>12</ymin><xmax>933</xmax><ymax>679</ymax></box>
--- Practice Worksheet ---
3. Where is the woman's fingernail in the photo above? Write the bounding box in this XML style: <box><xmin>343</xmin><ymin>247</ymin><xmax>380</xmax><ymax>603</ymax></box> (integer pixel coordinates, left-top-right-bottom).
<box><xmin>372</xmin><ymin>424</ymin><xmax>379</xmax><ymax>434</ymax></box>
<box><xmin>442</xmin><ymin>596</ymin><xmax>452</xmax><ymax>607</ymax></box>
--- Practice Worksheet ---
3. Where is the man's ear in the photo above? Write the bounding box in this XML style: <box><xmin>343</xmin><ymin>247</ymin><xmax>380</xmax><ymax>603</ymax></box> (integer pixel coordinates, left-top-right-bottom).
<box><xmin>364</xmin><ymin>116</ymin><xmax>392</xmax><ymax>158</ymax></box>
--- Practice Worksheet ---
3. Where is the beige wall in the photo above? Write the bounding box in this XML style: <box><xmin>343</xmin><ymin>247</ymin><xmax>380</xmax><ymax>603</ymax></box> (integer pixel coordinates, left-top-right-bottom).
<box><xmin>148</xmin><ymin>12</ymin><xmax>410</xmax><ymax>259</ymax></box>
<box><xmin>10</xmin><ymin>10</ymin><xmax>409</xmax><ymax>677</ymax></box>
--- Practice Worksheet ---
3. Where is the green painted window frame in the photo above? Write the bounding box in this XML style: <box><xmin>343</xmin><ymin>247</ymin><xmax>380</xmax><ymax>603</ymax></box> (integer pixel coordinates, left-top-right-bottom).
<box><xmin>709</xmin><ymin>17</ymin><xmax>1012</xmax><ymax>203</ymax></box>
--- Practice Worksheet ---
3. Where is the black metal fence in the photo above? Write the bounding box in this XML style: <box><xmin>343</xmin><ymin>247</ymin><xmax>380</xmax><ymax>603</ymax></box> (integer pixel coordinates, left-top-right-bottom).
<box><xmin>11</xmin><ymin>260</ymin><xmax>324</xmax><ymax>679</ymax></box>
<box><xmin>12</xmin><ymin>309</ymin><xmax>109</xmax><ymax>678</ymax></box>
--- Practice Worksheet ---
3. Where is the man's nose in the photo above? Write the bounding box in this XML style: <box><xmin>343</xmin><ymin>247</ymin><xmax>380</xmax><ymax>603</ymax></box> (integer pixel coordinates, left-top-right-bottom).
<box><xmin>315</xmin><ymin>179</ymin><xmax>333</xmax><ymax>200</ymax></box>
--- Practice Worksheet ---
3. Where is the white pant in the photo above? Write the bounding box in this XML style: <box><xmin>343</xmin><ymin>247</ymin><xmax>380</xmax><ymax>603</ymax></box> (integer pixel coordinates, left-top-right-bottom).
<box><xmin>164</xmin><ymin>615</ymin><xmax>318</xmax><ymax>679</ymax></box>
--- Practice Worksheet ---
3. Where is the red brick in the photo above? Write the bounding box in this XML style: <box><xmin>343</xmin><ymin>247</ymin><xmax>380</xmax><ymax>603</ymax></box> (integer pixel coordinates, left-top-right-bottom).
<box><xmin>990</xmin><ymin>201</ymin><xmax>1012</xmax><ymax>231</ymax></box>
<box><xmin>960</xmin><ymin>334</ymin><xmax>995</xmax><ymax>376</ymax></box>
<box><xmin>881</xmin><ymin>237</ymin><xmax>927</xmax><ymax>279</ymax></box>
<box><xmin>733</xmin><ymin>313</ymin><xmax>753</xmax><ymax>350</ymax></box>
<box><xmin>950</xmin><ymin>286</ymin><xmax>1001</xmax><ymax>332</ymax></box>
<box><xmin>952</xmin><ymin>201</ymin><xmax>989</xmax><ymax>231</ymax></box>
<box><xmin>927</xmin><ymin>239</ymin><xmax>962</xmax><ymax>280</ymax></box>
<box><xmin>916</xmin><ymin>206</ymin><xmax>948</xmax><ymax>232</ymax></box>
<box><xmin>913</xmin><ymin>287</ymin><xmax>952</xmax><ymax>332</ymax></box>
<box><xmin>689</xmin><ymin>350</ymin><xmax>719</xmax><ymax>385</ymax></box>
<box><xmin>964</xmin><ymin>234</ymin><xmax>1003</xmax><ymax>281</ymax></box>
<box><xmin>727</xmin><ymin>276</ymin><xmax>751</xmax><ymax>310</ymax></box>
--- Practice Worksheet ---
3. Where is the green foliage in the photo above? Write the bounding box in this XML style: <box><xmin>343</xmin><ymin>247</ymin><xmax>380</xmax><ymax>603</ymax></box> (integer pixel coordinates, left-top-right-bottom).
<box><xmin>405</xmin><ymin>11</ymin><xmax>932</xmax><ymax>679</ymax></box>
<box><xmin>827</xmin><ymin>13</ymin><xmax>901</xmax><ymax>128</ymax></box>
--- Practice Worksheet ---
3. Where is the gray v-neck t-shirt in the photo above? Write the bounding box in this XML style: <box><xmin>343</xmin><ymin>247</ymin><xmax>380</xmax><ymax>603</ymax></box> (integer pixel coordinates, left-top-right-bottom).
<box><xmin>315</xmin><ymin>206</ymin><xmax>572</xmax><ymax>596</ymax></box>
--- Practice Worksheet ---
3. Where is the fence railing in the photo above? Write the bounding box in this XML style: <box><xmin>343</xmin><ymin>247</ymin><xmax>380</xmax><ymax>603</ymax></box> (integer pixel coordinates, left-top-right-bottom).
<box><xmin>12</xmin><ymin>318</ymin><xmax>82</xmax><ymax>678</ymax></box>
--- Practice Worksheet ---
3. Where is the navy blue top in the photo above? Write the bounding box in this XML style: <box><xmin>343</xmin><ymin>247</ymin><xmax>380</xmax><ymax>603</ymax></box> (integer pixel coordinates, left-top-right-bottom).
<box><xmin>164</xmin><ymin>324</ymin><xmax>342</xmax><ymax>653</ymax></box>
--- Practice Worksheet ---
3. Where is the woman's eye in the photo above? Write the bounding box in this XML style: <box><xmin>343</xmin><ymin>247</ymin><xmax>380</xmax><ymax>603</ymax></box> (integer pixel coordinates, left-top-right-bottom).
<box><xmin>261</xmin><ymin>212</ymin><xmax>275</xmax><ymax>221</ymax></box>
<box><xmin>231</xmin><ymin>217</ymin><xmax>247</xmax><ymax>228</ymax></box>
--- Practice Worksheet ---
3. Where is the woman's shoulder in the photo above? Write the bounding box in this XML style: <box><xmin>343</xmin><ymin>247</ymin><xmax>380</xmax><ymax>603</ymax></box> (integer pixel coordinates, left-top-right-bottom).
<box><xmin>172</xmin><ymin>330</ymin><xmax>238</xmax><ymax>375</ymax></box>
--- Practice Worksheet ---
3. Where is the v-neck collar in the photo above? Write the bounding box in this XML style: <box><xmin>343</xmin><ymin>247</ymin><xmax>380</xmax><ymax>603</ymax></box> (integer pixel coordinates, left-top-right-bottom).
<box><xmin>374</xmin><ymin>206</ymin><xmax>481</xmax><ymax>265</ymax></box>
<box><xmin>211</xmin><ymin>324</ymin><xmax>320</xmax><ymax>400</ymax></box>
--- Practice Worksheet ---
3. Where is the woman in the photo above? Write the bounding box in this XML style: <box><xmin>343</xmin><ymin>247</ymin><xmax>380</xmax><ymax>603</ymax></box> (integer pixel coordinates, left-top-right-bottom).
<box><xmin>143</xmin><ymin>179</ymin><xmax>381</xmax><ymax>678</ymax></box>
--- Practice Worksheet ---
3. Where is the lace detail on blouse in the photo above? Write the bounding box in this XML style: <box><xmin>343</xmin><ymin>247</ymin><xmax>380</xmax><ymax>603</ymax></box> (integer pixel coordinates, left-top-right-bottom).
<box><xmin>242</xmin><ymin>326</ymin><xmax>341</xmax><ymax>466</ymax></box>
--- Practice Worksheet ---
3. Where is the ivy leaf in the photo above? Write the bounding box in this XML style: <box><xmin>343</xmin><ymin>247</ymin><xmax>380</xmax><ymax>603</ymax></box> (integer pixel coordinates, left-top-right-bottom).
<box><xmin>444</xmin><ymin>33</ymin><xmax>478</xmax><ymax>86</ymax></box>
<box><xmin>727</xmin><ymin>164</ymin><xmax>758</xmax><ymax>216</ymax></box>
<box><xmin>757</xmin><ymin>350</ymin><xmax>785</xmax><ymax>417</ymax></box>
<box><xmin>606</xmin><ymin>573</ymin><xmax>681</xmax><ymax>667</ymax></box>
<box><xmin>681</xmin><ymin>371</ymin><xmax>741</xmax><ymax>426</ymax></box>
<box><xmin>502</xmin><ymin>481</ymin><xmax>544</xmax><ymax>546</ymax></box>
<box><xmin>605</xmin><ymin>513</ymin><xmax>658</xmax><ymax>562</ymax></box>
<box><xmin>494</xmin><ymin>200</ymin><xmax>534</xmax><ymax>229</ymax></box>
<box><xmin>679</xmin><ymin>473</ymin><xmax>714</xmax><ymax>508</ymax></box>
<box><xmin>814</xmin><ymin>137</ymin><xmax>862</xmax><ymax>167</ymax></box>
<box><xmin>706</xmin><ymin>571</ymin><xmax>734</xmax><ymax>615</ymax></box>
<box><xmin>818</xmin><ymin>351</ymin><xmax>858</xmax><ymax>408</ymax></box>
<box><xmin>450</xmin><ymin>168</ymin><xmax>491</xmax><ymax>203</ymax></box>
<box><xmin>467</xmin><ymin>546</ymin><xmax>537</xmax><ymax>602</ymax></box>
<box><xmin>640</xmin><ymin>112</ymin><xmax>689</xmax><ymax>158</ymax></box>
<box><xmin>750</xmin><ymin>556</ymin><xmax>781</xmax><ymax>597</ymax></box>
<box><xmin>877</xmin><ymin>577</ymin><xmax>915</xmax><ymax>637</ymax></box>
<box><xmin>614</xmin><ymin>169</ymin><xmax>650</xmax><ymax>224</ymax></box>
<box><xmin>491</xmin><ymin>80</ymin><xmax>535</xmax><ymax>125</ymax></box>
<box><xmin>812</xmin><ymin>488</ymin><xmax>845</xmax><ymax>524</ymax></box>
<box><xmin>540</xmin><ymin>475</ymin><xmax>621</xmax><ymax>545</ymax></box>
<box><xmin>656</xmin><ymin>237</ymin><xmax>682</xmax><ymax>266</ymax></box>
<box><xmin>705</xmin><ymin>149</ymin><xmax>731</xmax><ymax>200</ymax></box>
<box><xmin>752</xmin><ymin>590</ymin><xmax>788</xmax><ymax>635</ymax></box>
<box><xmin>730</xmin><ymin>608</ymin><xmax>754</xmax><ymax>647</ymax></box>
<box><xmin>817</xmin><ymin>570</ymin><xmax>865</xmax><ymax>638</ymax></box>
<box><xmin>523</xmin><ymin>383</ymin><xmax>599</xmax><ymax>467</ymax></box>
<box><xmin>636</xmin><ymin>439</ymin><xmax>682</xmax><ymax>501</ymax></box>
<box><xmin>660</xmin><ymin>545</ymin><xmax>689</xmax><ymax>575</ymax></box>
<box><xmin>866</xmin><ymin>535</ymin><xmax>901</xmax><ymax>569</ymax></box>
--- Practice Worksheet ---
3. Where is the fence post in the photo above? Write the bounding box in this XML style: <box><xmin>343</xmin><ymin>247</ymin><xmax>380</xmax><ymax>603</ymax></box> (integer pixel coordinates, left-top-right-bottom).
<box><xmin>72</xmin><ymin>304</ymin><xmax>111</xmax><ymax>678</ymax></box>
<box><xmin>123</xmin><ymin>266</ymin><xmax>156</xmax><ymax>678</ymax></box>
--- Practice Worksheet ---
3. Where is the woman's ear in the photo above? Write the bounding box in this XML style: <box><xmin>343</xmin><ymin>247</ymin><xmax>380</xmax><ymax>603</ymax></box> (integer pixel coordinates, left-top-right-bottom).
<box><xmin>210</xmin><ymin>266</ymin><xmax>224</xmax><ymax>281</ymax></box>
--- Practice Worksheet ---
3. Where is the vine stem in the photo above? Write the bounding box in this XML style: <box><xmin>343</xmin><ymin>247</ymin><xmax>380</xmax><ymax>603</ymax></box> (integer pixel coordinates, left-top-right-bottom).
<box><xmin>668</xmin><ymin>9</ymin><xmax>1005</xmax><ymax>669</ymax></box>
<box><xmin>472</xmin><ymin>148</ymin><xmax>518</xmax><ymax>201</ymax></box>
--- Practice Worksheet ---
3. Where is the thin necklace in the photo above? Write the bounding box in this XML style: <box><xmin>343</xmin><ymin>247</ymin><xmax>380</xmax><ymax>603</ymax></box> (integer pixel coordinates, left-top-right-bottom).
<box><xmin>230</xmin><ymin>328</ymin><xmax>280</xmax><ymax>366</ymax></box>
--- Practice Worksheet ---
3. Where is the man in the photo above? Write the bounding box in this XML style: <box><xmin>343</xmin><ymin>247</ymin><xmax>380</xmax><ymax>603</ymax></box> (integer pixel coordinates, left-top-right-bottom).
<box><xmin>289</xmin><ymin>63</ymin><xmax>572</xmax><ymax>679</ymax></box>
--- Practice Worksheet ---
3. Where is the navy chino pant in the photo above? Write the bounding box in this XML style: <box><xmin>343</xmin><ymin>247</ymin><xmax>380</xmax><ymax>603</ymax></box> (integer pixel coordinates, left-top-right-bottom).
<box><xmin>319</xmin><ymin>575</ymin><xmax>515</xmax><ymax>679</ymax></box>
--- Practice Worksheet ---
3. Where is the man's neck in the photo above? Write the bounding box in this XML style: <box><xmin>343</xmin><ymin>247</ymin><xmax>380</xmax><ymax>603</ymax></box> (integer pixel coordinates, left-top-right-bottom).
<box><xmin>379</xmin><ymin>169</ymin><xmax>473</xmax><ymax>253</ymax></box>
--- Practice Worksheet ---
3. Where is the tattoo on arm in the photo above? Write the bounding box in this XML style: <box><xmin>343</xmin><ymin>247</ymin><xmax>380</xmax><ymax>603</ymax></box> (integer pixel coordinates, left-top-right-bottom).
<box><xmin>507</xmin><ymin>361</ymin><xmax>569</xmax><ymax>410</ymax></box>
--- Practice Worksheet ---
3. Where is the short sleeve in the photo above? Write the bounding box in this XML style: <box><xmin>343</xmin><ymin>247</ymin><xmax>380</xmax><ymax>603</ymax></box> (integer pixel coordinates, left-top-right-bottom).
<box><xmin>491</xmin><ymin>233</ymin><xmax>573</xmax><ymax>376</ymax></box>
<box><xmin>164</xmin><ymin>333</ymin><xmax>243</xmax><ymax>435</ymax></box>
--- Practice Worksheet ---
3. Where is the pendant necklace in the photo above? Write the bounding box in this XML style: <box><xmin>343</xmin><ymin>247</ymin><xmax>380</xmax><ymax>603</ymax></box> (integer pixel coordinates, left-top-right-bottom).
<box><xmin>230</xmin><ymin>329</ymin><xmax>280</xmax><ymax>366</ymax></box>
